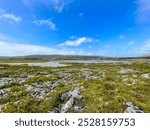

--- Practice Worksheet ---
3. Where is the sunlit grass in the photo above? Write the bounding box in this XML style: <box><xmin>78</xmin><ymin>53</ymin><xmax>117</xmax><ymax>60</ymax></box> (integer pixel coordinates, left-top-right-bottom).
<box><xmin>0</xmin><ymin>60</ymin><xmax>150</xmax><ymax>112</ymax></box>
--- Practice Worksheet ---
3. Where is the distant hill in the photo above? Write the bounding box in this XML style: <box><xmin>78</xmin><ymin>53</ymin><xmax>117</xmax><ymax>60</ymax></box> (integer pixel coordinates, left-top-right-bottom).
<box><xmin>0</xmin><ymin>55</ymin><xmax>150</xmax><ymax>63</ymax></box>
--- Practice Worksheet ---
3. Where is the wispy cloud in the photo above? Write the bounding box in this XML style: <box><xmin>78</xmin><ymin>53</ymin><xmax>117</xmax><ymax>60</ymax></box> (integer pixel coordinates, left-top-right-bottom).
<box><xmin>69</xmin><ymin>35</ymin><xmax>76</xmax><ymax>39</ymax></box>
<box><xmin>136</xmin><ymin>0</ymin><xmax>150</xmax><ymax>23</ymax></box>
<box><xmin>0</xmin><ymin>35</ymin><xmax>92</xmax><ymax>56</ymax></box>
<box><xmin>128</xmin><ymin>41</ymin><xmax>135</xmax><ymax>45</ymax></box>
<box><xmin>33</xmin><ymin>19</ymin><xmax>56</xmax><ymax>31</ymax></box>
<box><xmin>0</xmin><ymin>40</ymin><xmax>75</xmax><ymax>56</ymax></box>
<box><xmin>58</xmin><ymin>37</ymin><xmax>93</xmax><ymax>47</ymax></box>
<box><xmin>52</xmin><ymin>0</ymin><xmax>70</xmax><ymax>13</ymax></box>
<box><xmin>139</xmin><ymin>39</ymin><xmax>150</xmax><ymax>52</ymax></box>
<box><xmin>23</xmin><ymin>0</ymin><xmax>73</xmax><ymax>13</ymax></box>
<box><xmin>119</xmin><ymin>34</ymin><xmax>126</xmax><ymax>39</ymax></box>
<box><xmin>0</xmin><ymin>8</ymin><xmax>21</xmax><ymax>22</ymax></box>
<box><xmin>134</xmin><ymin>39</ymin><xmax>150</xmax><ymax>54</ymax></box>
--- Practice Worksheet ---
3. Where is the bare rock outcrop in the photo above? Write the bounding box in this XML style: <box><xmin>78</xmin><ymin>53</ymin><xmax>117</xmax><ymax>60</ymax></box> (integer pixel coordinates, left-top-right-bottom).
<box><xmin>124</xmin><ymin>102</ymin><xmax>144</xmax><ymax>113</ymax></box>
<box><xmin>61</xmin><ymin>88</ymin><xmax>82</xmax><ymax>113</ymax></box>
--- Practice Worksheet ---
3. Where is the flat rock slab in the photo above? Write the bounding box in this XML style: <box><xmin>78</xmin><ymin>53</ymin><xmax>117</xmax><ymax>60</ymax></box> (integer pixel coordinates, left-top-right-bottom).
<box><xmin>124</xmin><ymin>102</ymin><xmax>144</xmax><ymax>113</ymax></box>
<box><xmin>61</xmin><ymin>88</ymin><xmax>82</xmax><ymax>113</ymax></box>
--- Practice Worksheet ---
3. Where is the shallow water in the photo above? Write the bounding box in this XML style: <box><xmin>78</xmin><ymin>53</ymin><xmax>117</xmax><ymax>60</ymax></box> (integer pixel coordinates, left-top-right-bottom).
<box><xmin>29</xmin><ymin>60</ymin><xmax>129</xmax><ymax>67</ymax></box>
<box><xmin>1</xmin><ymin>60</ymin><xmax>129</xmax><ymax>67</ymax></box>
<box><xmin>61</xmin><ymin>60</ymin><xmax>129</xmax><ymax>63</ymax></box>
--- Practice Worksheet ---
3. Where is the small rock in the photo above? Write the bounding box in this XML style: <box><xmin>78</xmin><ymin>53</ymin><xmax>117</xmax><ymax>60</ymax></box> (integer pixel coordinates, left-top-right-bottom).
<box><xmin>104</xmin><ymin>102</ymin><xmax>109</xmax><ymax>106</ymax></box>
<box><xmin>74</xmin><ymin>105</ymin><xmax>82</xmax><ymax>112</ymax></box>
<box><xmin>0</xmin><ymin>88</ymin><xmax>9</xmax><ymax>97</ymax></box>
<box><xmin>26</xmin><ymin>85</ymin><xmax>34</xmax><ymax>91</ymax></box>
<box><xmin>119</xmin><ymin>69</ymin><xmax>136</xmax><ymax>74</ymax></box>
<box><xmin>124</xmin><ymin>102</ymin><xmax>144</xmax><ymax>113</ymax></box>
<box><xmin>69</xmin><ymin>88</ymin><xmax>82</xmax><ymax>99</ymax></box>
<box><xmin>20</xmin><ymin>75</ymin><xmax>28</xmax><ymax>78</ymax></box>
<box><xmin>141</xmin><ymin>74</ymin><xmax>150</xmax><ymax>79</ymax></box>
<box><xmin>61</xmin><ymin>97</ymin><xmax>74</xmax><ymax>113</ymax></box>
<box><xmin>61</xmin><ymin>92</ymin><xmax>69</xmax><ymax>101</ymax></box>
<box><xmin>60</xmin><ymin>88</ymin><xmax>82</xmax><ymax>113</ymax></box>
<box><xmin>14</xmin><ymin>100</ymin><xmax>20</xmax><ymax>105</ymax></box>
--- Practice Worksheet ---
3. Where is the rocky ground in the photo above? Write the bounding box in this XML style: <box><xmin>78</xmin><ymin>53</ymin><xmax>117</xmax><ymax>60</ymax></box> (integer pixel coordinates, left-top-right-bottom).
<box><xmin>0</xmin><ymin>61</ymin><xmax>150</xmax><ymax>113</ymax></box>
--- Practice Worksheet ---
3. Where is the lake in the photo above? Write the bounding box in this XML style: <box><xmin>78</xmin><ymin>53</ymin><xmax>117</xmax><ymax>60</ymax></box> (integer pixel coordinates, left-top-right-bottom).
<box><xmin>1</xmin><ymin>60</ymin><xmax>129</xmax><ymax>67</ymax></box>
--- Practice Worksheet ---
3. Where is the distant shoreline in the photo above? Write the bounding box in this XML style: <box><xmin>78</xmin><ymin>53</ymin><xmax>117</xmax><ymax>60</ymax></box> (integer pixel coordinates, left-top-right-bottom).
<box><xmin>0</xmin><ymin>55</ymin><xmax>150</xmax><ymax>63</ymax></box>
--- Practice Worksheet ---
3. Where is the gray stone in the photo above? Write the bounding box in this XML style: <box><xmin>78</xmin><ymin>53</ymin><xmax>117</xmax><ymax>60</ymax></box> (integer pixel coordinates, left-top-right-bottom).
<box><xmin>104</xmin><ymin>102</ymin><xmax>109</xmax><ymax>106</ymax></box>
<box><xmin>60</xmin><ymin>88</ymin><xmax>82</xmax><ymax>113</ymax></box>
<box><xmin>0</xmin><ymin>78</ymin><xmax>13</xmax><ymax>86</ymax></box>
<box><xmin>26</xmin><ymin>85</ymin><xmax>34</xmax><ymax>91</ymax></box>
<box><xmin>141</xmin><ymin>74</ymin><xmax>150</xmax><ymax>79</ymax></box>
<box><xmin>124</xmin><ymin>102</ymin><xmax>144</xmax><ymax>113</ymax></box>
<box><xmin>61</xmin><ymin>97</ymin><xmax>74</xmax><ymax>113</ymax></box>
<box><xmin>61</xmin><ymin>92</ymin><xmax>69</xmax><ymax>101</ymax></box>
<box><xmin>13</xmin><ymin>100</ymin><xmax>20</xmax><ymax>105</ymax></box>
<box><xmin>0</xmin><ymin>88</ymin><xmax>9</xmax><ymax>98</ymax></box>
<box><xmin>68</xmin><ymin>88</ymin><xmax>82</xmax><ymax>99</ymax></box>
<box><xmin>0</xmin><ymin>76</ymin><xmax>29</xmax><ymax>86</ymax></box>
<box><xmin>74</xmin><ymin>105</ymin><xmax>82</xmax><ymax>112</ymax></box>
<box><xmin>119</xmin><ymin>69</ymin><xmax>136</xmax><ymax>74</ymax></box>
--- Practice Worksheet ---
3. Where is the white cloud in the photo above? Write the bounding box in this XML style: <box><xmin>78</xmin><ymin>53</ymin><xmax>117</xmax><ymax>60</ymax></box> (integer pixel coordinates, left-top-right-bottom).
<box><xmin>52</xmin><ymin>0</ymin><xmax>68</xmax><ymax>13</ymax></box>
<box><xmin>23</xmin><ymin>0</ymin><xmax>72</xmax><ymax>13</ymax></box>
<box><xmin>0</xmin><ymin>40</ymin><xmax>77</xmax><ymax>56</ymax></box>
<box><xmin>0</xmin><ymin>35</ymin><xmax>98</xmax><ymax>56</ymax></box>
<box><xmin>119</xmin><ymin>34</ymin><xmax>126</xmax><ymax>39</ymax></box>
<box><xmin>69</xmin><ymin>35</ymin><xmax>76</xmax><ymax>39</ymax></box>
<box><xmin>0</xmin><ymin>8</ymin><xmax>21</xmax><ymax>22</ymax></box>
<box><xmin>58</xmin><ymin>37</ymin><xmax>93</xmax><ymax>47</ymax></box>
<box><xmin>0</xmin><ymin>35</ymin><xmax>93</xmax><ymax>56</ymax></box>
<box><xmin>128</xmin><ymin>41</ymin><xmax>135</xmax><ymax>45</ymax></box>
<box><xmin>87</xmin><ymin>52</ymin><xmax>92</xmax><ymax>55</ymax></box>
<box><xmin>33</xmin><ymin>19</ymin><xmax>56</xmax><ymax>30</ymax></box>
<box><xmin>136</xmin><ymin>0</ymin><xmax>150</xmax><ymax>23</ymax></box>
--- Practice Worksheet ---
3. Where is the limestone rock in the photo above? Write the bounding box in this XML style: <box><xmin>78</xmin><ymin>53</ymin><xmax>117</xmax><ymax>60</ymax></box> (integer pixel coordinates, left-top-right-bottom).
<box><xmin>61</xmin><ymin>97</ymin><xmax>74</xmax><ymax>113</ymax></box>
<box><xmin>69</xmin><ymin>88</ymin><xmax>82</xmax><ymax>99</ymax></box>
<box><xmin>141</xmin><ymin>74</ymin><xmax>150</xmax><ymax>79</ymax></box>
<box><xmin>61</xmin><ymin>88</ymin><xmax>82</xmax><ymax>113</ymax></box>
<box><xmin>124</xmin><ymin>102</ymin><xmax>144</xmax><ymax>113</ymax></box>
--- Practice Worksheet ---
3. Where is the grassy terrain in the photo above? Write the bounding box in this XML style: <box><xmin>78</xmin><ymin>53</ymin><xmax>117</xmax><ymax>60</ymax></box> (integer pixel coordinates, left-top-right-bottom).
<box><xmin>0</xmin><ymin>60</ymin><xmax>150</xmax><ymax>113</ymax></box>
<box><xmin>0</xmin><ymin>55</ymin><xmax>150</xmax><ymax>63</ymax></box>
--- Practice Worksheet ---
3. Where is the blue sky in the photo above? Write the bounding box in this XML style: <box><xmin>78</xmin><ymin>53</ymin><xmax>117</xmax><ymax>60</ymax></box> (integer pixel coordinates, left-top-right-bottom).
<box><xmin>0</xmin><ymin>0</ymin><xmax>150</xmax><ymax>57</ymax></box>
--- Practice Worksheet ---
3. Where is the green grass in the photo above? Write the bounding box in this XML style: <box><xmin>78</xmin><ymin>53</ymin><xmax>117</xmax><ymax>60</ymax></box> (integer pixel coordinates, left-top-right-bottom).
<box><xmin>0</xmin><ymin>60</ymin><xmax>150</xmax><ymax>113</ymax></box>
